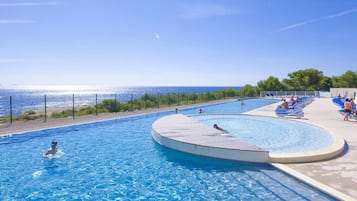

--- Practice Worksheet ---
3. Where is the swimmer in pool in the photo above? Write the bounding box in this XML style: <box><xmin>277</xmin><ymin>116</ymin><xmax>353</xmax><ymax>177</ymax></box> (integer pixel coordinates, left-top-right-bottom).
<box><xmin>45</xmin><ymin>140</ymin><xmax>58</xmax><ymax>156</ymax></box>
<box><xmin>213</xmin><ymin>124</ymin><xmax>225</xmax><ymax>132</ymax></box>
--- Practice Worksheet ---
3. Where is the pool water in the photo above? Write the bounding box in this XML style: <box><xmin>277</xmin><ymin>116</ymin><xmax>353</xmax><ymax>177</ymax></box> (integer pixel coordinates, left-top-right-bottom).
<box><xmin>0</xmin><ymin>99</ymin><xmax>336</xmax><ymax>200</ymax></box>
<box><xmin>193</xmin><ymin>98</ymin><xmax>278</xmax><ymax>114</ymax></box>
<box><xmin>192</xmin><ymin>115</ymin><xmax>334</xmax><ymax>153</ymax></box>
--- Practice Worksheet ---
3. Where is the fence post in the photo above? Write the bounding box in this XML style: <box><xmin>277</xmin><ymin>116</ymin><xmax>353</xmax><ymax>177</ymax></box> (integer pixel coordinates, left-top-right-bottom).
<box><xmin>157</xmin><ymin>93</ymin><xmax>160</xmax><ymax>108</ymax></box>
<box><xmin>72</xmin><ymin>94</ymin><xmax>75</xmax><ymax>120</ymax></box>
<box><xmin>144</xmin><ymin>93</ymin><xmax>147</xmax><ymax>110</ymax></box>
<box><xmin>115</xmin><ymin>94</ymin><xmax>117</xmax><ymax>113</ymax></box>
<box><xmin>131</xmin><ymin>94</ymin><xmax>133</xmax><ymax>111</ymax></box>
<box><xmin>95</xmin><ymin>94</ymin><xmax>98</xmax><ymax>116</ymax></box>
<box><xmin>44</xmin><ymin>95</ymin><xmax>47</xmax><ymax>122</ymax></box>
<box><xmin>9</xmin><ymin>96</ymin><xmax>13</xmax><ymax>124</ymax></box>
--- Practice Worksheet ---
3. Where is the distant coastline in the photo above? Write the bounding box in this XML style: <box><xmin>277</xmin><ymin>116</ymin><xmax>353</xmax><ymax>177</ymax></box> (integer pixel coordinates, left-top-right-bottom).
<box><xmin>0</xmin><ymin>86</ymin><xmax>241</xmax><ymax>115</ymax></box>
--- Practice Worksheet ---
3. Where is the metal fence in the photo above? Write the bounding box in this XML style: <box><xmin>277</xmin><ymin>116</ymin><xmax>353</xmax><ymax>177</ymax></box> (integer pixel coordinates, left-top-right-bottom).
<box><xmin>260</xmin><ymin>91</ymin><xmax>320</xmax><ymax>98</ymax></box>
<box><xmin>0</xmin><ymin>91</ymin><xmax>237</xmax><ymax>125</ymax></box>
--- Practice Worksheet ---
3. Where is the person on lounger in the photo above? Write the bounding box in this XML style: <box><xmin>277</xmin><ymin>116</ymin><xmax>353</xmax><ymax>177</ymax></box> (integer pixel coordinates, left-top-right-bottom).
<box><xmin>280</xmin><ymin>99</ymin><xmax>288</xmax><ymax>109</ymax></box>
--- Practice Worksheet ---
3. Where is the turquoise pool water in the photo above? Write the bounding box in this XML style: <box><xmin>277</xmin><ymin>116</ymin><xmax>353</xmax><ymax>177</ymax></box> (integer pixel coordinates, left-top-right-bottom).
<box><xmin>192</xmin><ymin>115</ymin><xmax>334</xmax><ymax>153</ymax></box>
<box><xmin>0</xmin><ymin>99</ymin><xmax>337</xmax><ymax>200</ymax></box>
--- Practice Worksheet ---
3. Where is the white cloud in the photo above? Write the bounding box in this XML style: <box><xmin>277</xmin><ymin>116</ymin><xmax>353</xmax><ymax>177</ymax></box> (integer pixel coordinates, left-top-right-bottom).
<box><xmin>180</xmin><ymin>3</ymin><xmax>240</xmax><ymax>19</ymax></box>
<box><xmin>0</xmin><ymin>20</ymin><xmax>35</xmax><ymax>24</ymax></box>
<box><xmin>155</xmin><ymin>33</ymin><xmax>160</xmax><ymax>39</ymax></box>
<box><xmin>277</xmin><ymin>19</ymin><xmax>318</xmax><ymax>32</ymax></box>
<box><xmin>0</xmin><ymin>2</ymin><xmax>58</xmax><ymax>7</ymax></box>
<box><xmin>0</xmin><ymin>2</ymin><xmax>57</xmax><ymax>25</ymax></box>
<box><xmin>324</xmin><ymin>8</ymin><xmax>357</xmax><ymax>19</ymax></box>
<box><xmin>277</xmin><ymin>8</ymin><xmax>357</xmax><ymax>32</ymax></box>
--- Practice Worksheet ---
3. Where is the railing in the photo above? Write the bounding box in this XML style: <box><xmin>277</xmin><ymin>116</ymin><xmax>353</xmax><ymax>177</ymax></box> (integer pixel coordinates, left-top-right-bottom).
<box><xmin>0</xmin><ymin>91</ymin><xmax>239</xmax><ymax>125</ymax></box>
<box><xmin>260</xmin><ymin>91</ymin><xmax>320</xmax><ymax>98</ymax></box>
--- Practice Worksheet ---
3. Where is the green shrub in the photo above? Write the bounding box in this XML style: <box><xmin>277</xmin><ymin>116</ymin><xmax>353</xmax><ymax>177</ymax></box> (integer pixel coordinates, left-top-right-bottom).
<box><xmin>51</xmin><ymin>109</ymin><xmax>74</xmax><ymax>118</ymax></box>
<box><xmin>77</xmin><ymin>106</ymin><xmax>96</xmax><ymax>115</ymax></box>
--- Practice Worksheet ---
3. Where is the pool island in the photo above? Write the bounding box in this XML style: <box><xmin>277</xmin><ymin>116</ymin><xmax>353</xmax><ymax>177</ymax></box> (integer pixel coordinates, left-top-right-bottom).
<box><xmin>152</xmin><ymin>114</ymin><xmax>270</xmax><ymax>163</ymax></box>
<box><xmin>152</xmin><ymin>114</ymin><xmax>345</xmax><ymax>163</ymax></box>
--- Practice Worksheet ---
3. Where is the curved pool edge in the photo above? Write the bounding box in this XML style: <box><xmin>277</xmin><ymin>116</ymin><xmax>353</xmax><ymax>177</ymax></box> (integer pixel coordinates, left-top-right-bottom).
<box><xmin>266</xmin><ymin>115</ymin><xmax>346</xmax><ymax>163</ymax></box>
<box><xmin>269</xmin><ymin>138</ymin><xmax>345</xmax><ymax>163</ymax></box>
<box><xmin>151</xmin><ymin>114</ymin><xmax>346</xmax><ymax>164</ymax></box>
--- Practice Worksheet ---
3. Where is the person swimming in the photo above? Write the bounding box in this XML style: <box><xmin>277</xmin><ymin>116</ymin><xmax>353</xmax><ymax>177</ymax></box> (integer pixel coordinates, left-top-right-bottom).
<box><xmin>45</xmin><ymin>140</ymin><xmax>58</xmax><ymax>156</ymax></box>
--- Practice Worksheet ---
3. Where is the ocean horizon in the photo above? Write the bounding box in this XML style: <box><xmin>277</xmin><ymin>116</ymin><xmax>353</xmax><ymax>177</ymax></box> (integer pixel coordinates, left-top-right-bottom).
<box><xmin>0</xmin><ymin>86</ymin><xmax>241</xmax><ymax>116</ymax></box>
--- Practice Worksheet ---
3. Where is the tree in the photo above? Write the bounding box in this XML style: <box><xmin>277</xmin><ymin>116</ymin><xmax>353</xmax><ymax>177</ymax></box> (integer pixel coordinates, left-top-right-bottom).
<box><xmin>239</xmin><ymin>84</ymin><xmax>258</xmax><ymax>97</ymax></box>
<box><xmin>319</xmin><ymin>76</ymin><xmax>332</xmax><ymax>90</ymax></box>
<box><xmin>281</xmin><ymin>68</ymin><xmax>325</xmax><ymax>90</ymax></box>
<box><xmin>257</xmin><ymin>76</ymin><xmax>284</xmax><ymax>91</ymax></box>
<box><xmin>332</xmin><ymin>70</ymin><xmax>357</xmax><ymax>88</ymax></box>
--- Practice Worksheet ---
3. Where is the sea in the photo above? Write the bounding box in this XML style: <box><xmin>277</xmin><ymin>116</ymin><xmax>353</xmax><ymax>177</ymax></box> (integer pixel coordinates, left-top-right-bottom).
<box><xmin>0</xmin><ymin>86</ymin><xmax>240</xmax><ymax>116</ymax></box>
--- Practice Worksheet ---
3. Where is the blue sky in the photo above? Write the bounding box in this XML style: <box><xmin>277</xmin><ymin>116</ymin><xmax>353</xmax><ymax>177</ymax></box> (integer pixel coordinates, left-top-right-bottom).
<box><xmin>0</xmin><ymin>0</ymin><xmax>356</xmax><ymax>88</ymax></box>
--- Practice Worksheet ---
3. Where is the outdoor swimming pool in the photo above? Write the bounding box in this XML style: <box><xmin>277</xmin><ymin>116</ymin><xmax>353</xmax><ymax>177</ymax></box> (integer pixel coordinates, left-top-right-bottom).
<box><xmin>192</xmin><ymin>115</ymin><xmax>334</xmax><ymax>153</ymax></box>
<box><xmin>0</xmin><ymin>99</ymin><xmax>337</xmax><ymax>200</ymax></box>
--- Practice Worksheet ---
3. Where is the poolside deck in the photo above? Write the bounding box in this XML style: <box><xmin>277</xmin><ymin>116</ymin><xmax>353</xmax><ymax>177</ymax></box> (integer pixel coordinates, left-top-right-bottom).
<box><xmin>245</xmin><ymin>98</ymin><xmax>357</xmax><ymax>200</ymax></box>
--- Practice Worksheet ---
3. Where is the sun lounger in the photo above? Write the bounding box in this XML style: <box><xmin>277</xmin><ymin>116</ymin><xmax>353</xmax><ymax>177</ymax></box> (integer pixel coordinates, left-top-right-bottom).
<box><xmin>274</xmin><ymin>96</ymin><xmax>313</xmax><ymax>118</ymax></box>
<box><xmin>332</xmin><ymin>98</ymin><xmax>344</xmax><ymax>108</ymax></box>
<box><xmin>275</xmin><ymin>107</ymin><xmax>304</xmax><ymax>118</ymax></box>
<box><xmin>265</xmin><ymin>93</ymin><xmax>275</xmax><ymax>98</ymax></box>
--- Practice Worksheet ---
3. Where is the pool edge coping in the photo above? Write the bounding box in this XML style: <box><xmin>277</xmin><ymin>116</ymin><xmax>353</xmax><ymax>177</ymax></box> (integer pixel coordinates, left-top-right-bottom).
<box><xmin>244</xmin><ymin>113</ymin><xmax>347</xmax><ymax>163</ymax></box>
<box><xmin>272</xmin><ymin>163</ymin><xmax>357</xmax><ymax>201</ymax></box>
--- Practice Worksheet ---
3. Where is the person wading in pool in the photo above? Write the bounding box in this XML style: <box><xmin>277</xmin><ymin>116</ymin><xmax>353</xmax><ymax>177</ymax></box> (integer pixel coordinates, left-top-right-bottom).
<box><xmin>45</xmin><ymin>140</ymin><xmax>58</xmax><ymax>156</ymax></box>
<box><xmin>213</xmin><ymin>124</ymin><xmax>225</xmax><ymax>132</ymax></box>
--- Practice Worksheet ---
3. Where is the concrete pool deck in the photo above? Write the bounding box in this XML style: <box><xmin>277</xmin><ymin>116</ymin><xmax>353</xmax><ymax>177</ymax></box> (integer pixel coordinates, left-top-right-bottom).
<box><xmin>1</xmin><ymin>98</ymin><xmax>356</xmax><ymax>200</ymax></box>
<box><xmin>244</xmin><ymin>98</ymin><xmax>357</xmax><ymax>200</ymax></box>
